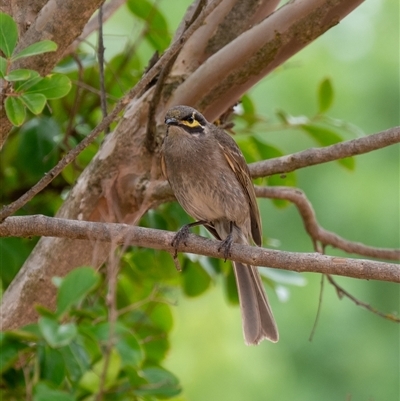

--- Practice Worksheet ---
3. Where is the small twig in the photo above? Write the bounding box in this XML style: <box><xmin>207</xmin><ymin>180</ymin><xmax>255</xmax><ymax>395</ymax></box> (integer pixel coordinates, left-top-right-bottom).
<box><xmin>117</xmin><ymin>285</ymin><xmax>160</xmax><ymax>317</ymax></box>
<box><xmin>20</xmin><ymin>354</ymin><xmax>33</xmax><ymax>401</ymax></box>
<box><xmin>326</xmin><ymin>275</ymin><xmax>400</xmax><ymax>322</ymax></box>
<box><xmin>72</xmin><ymin>80</ymin><xmax>119</xmax><ymax>100</ymax></box>
<box><xmin>97</xmin><ymin>5</ymin><xmax>109</xmax><ymax>134</ymax></box>
<box><xmin>95</xmin><ymin>243</ymin><xmax>119</xmax><ymax>401</ymax></box>
<box><xmin>256</xmin><ymin>186</ymin><xmax>400</xmax><ymax>261</ymax></box>
<box><xmin>309</xmin><ymin>274</ymin><xmax>326</xmax><ymax>342</ymax></box>
<box><xmin>64</xmin><ymin>54</ymin><xmax>85</xmax><ymax>147</ymax></box>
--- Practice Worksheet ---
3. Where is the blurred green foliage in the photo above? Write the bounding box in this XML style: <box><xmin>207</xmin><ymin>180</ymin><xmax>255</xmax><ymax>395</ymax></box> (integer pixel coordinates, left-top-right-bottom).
<box><xmin>0</xmin><ymin>1</ymin><xmax>398</xmax><ymax>400</ymax></box>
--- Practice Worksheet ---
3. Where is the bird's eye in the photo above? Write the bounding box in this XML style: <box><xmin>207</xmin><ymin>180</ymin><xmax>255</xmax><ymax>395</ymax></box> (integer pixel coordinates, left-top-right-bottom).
<box><xmin>182</xmin><ymin>116</ymin><xmax>201</xmax><ymax>128</ymax></box>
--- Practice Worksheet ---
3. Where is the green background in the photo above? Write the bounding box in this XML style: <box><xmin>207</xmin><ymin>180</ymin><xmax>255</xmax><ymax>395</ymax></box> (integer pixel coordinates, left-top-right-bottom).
<box><xmin>155</xmin><ymin>1</ymin><xmax>399</xmax><ymax>400</ymax></box>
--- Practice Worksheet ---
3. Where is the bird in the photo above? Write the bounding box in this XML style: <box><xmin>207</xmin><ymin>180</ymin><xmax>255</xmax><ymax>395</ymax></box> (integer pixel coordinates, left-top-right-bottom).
<box><xmin>161</xmin><ymin>105</ymin><xmax>279</xmax><ymax>345</ymax></box>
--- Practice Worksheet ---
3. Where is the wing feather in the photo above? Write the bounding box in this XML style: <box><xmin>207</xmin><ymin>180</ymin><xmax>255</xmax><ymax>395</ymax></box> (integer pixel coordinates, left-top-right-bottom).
<box><xmin>215</xmin><ymin>128</ymin><xmax>262</xmax><ymax>246</ymax></box>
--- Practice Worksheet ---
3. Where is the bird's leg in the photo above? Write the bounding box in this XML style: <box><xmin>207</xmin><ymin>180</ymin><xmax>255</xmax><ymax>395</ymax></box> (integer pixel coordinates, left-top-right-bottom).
<box><xmin>218</xmin><ymin>221</ymin><xmax>234</xmax><ymax>262</ymax></box>
<box><xmin>172</xmin><ymin>220</ymin><xmax>208</xmax><ymax>257</ymax></box>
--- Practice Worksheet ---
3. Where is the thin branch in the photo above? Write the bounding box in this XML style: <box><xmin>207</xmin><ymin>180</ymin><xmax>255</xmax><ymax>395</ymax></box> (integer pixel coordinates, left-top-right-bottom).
<box><xmin>326</xmin><ymin>275</ymin><xmax>400</xmax><ymax>322</ymax></box>
<box><xmin>97</xmin><ymin>5</ymin><xmax>110</xmax><ymax>134</ymax></box>
<box><xmin>309</xmin><ymin>274</ymin><xmax>326</xmax><ymax>341</ymax></box>
<box><xmin>64</xmin><ymin>54</ymin><xmax>85</xmax><ymax>146</ymax></box>
<box><xmin>249</xmin><ymin>126</ymin><xmax>400</xmax><ymax>178</ymax></box>
<box><xmin>0</xmin><ymin>0</ymin><xmax>224</xmax><ymax>223</ymax></box>
<box><xmin>255</xmin><ymin>186</ymin><xmax>400</xmax><ymax>261</ymax></box>
<box><xmin>117</xmin><ymin>285</ymin><xmax>160</xmax><ymax>317</ymax></box>
<box><xmin>95</xmin><ymin>244</ymin><xmax>119</xmax><ymax>401</ymax></box>
<box><xmin>1</xmin><ymin>215</ymin><xmax>399</xmax><ymax>283</ymax></box>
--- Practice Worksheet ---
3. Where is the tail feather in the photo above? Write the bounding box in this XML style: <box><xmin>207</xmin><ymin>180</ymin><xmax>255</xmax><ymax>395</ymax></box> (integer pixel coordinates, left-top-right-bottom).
<box><xmin>234</xmin><ymin>262</ymin><xmax>279</xmax><ymax>345</ymax></box>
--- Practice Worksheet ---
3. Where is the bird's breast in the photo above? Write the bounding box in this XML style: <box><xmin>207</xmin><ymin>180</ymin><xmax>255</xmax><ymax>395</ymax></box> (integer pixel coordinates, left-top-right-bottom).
<box><xmin>163</xmin><ymin>133</ymin><xmax>250</xmax><ymax>226</ymax></box>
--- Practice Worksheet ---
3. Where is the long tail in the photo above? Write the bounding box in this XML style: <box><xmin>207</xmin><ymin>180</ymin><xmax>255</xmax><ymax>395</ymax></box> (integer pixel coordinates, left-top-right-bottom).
<box><xmin>233</xmin><ymin>261</ymin><xmax>279</xmax><ymax>345</ymax></box>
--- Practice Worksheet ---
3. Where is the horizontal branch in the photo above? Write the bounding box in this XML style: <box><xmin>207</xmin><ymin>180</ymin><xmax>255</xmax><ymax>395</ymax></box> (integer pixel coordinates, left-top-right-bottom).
<box><xmin>1</xmin><ymin>215</ymin><xmax>399</xmax><ymax>283</ymax></box>
<box><xmin>249</xmin><ymin>126</ymin><xmax>400</xmax><ymax>177</ymax></box>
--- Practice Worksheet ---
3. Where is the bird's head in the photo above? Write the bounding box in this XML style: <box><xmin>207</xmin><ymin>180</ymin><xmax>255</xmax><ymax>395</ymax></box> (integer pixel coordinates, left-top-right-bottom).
<box><xmin>164</xmin><ymin>105</ymin><xmax>207</xmax><ymax>135</ymax></box>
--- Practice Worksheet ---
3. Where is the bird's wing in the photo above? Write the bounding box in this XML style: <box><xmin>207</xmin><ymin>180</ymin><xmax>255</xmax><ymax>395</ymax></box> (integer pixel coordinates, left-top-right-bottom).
<box><xmin>160</xmin><ymin>150</ymin><xmax>167</xmax><ymax>179</ymax></box>
<box><xmin>214</xmin><ymin>127</ymin><xmax>262</xmax><ymax>246</ymax></box>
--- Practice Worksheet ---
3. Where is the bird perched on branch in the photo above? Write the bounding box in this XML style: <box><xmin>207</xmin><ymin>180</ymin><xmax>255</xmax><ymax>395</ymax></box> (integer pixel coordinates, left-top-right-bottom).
<box><xmin>161</xmin><ymin>105</ymin><xmax>278</xmax><ymax>345</ymax></box>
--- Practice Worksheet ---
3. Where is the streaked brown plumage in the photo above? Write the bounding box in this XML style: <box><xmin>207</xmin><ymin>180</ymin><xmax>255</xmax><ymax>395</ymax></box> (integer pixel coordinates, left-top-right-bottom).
<box><xmin>161</xmin><ymin>105</ymin><xmax>279</xmax><ymax>345</ymax></box>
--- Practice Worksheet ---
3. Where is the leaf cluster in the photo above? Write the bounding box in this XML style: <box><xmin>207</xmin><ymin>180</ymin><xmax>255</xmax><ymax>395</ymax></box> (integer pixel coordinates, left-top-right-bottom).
<box><xmin>0</xmin><ymin>13</ymin><xmax>71</xmax><ymax>126</ymax></box>
<box><xmin>1</xmin><ymin>266</ymin><xmax>181</xmax><ymax>400</ymax></box>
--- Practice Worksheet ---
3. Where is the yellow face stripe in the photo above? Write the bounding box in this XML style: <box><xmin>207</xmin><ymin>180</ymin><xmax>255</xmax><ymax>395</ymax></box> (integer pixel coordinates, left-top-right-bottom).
<box><xmin>181</xmin><ymin>119</ymin><xmax>202</xmax><ymax>128</ymax></box>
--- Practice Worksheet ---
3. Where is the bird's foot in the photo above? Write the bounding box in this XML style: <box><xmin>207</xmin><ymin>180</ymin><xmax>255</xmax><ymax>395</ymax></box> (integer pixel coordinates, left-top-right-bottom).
<box><xmin>171</xmin><ymin>225</ymin><xmax>191</xmax><ymax>256</ymax></box>
<box><xmin>218</xmin><ymin>233</ymin><xmax>234</xmax><ymax>262</ymax></box>
<box><xmin>172</xmin><ymin>220</ymin><xmax>207</xmax><ymax>258</ymax></box>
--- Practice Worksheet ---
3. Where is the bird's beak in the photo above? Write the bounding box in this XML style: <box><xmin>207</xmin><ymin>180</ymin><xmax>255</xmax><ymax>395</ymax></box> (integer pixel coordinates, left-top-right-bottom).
<box><xmin>165</xmin><ymin>117</ymin><xmax>179</xmax><ymax>126</ymax></box>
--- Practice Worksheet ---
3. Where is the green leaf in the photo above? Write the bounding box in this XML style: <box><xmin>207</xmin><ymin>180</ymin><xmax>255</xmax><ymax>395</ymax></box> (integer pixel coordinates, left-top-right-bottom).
<box><xmin>115</xmin><ymin>331</ymin><xmax>144</xmax><ymax>369</ymax></box>
<box><xmin>14</xmin><ymin>70</ymin><xmax>43</xmax><ymax>92</ymax></box>
<box><xmin>301</xmin><ymin>124</ymin><xmax>355</xmax><ymax>170</ymax></box>
<box><xmin>56</xmin><ymin>267</ymin><xmax>100</xmax><ymax>317</ymax></box>
<box><xmin>127</xmin><ymin>0</ymin><xmax>170</xmax><ymax>51</ymax></box>
<box><xmin>318</xmin><ymin>78</ymin><xmax>334</xmax><ymax>113</ymax></box>
<box><xmin>0</xmin><ymin>238</ymin><xmax>34</xmax><ymax>287</ymax></box>
<box><xmin>79</xmin><ymin>348</ymin><xmax>121</xmax><ymax>393</ymax></box>
<box><xmin>241</xmin><ymin>94</ymin><xmax>256</xmax><ymax>115</ymax></box>
<box><xmin>337</xmin><ymin>156</ymin><xmax>356</xmax><ymax>170</ymax></box>
<box><xmin>252</xmin><ymin>136</ymin><xmax>284</xmax><ymax>160</ymax></box>
<box><xmin>275</xmin><ymin>109</ymin><xmax>290</xmax><ymax>125</ymax></box>
<box><xmin>17</xmin><ymin>117</ymin><xmax>60</xmax><ymax>181</ymax></box>
<box><xmin>4</xmin><ymin>68</ymin><xmax>32</xmax><ymax>81</ymax></box>
<box><xmin>0</xmin><ymin>56</ymin><xmax>7</xmax><ymax>77</ymax></box>
<box><xmin>238</xmin><ymin>95</ymin><xmax>259</xmax><ymax>126</ymax></box>
<box><xmin>25</xmin><ymin>73</ymin><xmax>71</xmax><ymax>99</ymax></box>
<box><xmin>38</xmin><ymin>317</ymin><xmax>77</xmax><ymax>348</ymax></box>
<box><xmin>4</xmin><ymin>96</ymin><xmax>26</xmax><ymax>126</ymax></box>
<box><xmin>38</xmin><ymin>346</ymin><xmax>66</xmax><ymax>385</ymax></box>
<box><xmin>135</xmin><ymin>367</ymin><xmax>181</xmax><ymax>398</ymax></box>
<box><xmin>34</xmin><ymin>382</ymin><xmax>76</xmax><ymax>401</ymax></box>
<box><xmin>12</xmin><ymin>40</ymin><xmax>57</xmax><ymax>61</ymax></box>
<box><xmin>1</xmin><ymin>329</ymin><xmax>39</xmax><ymax>343</ymax></box>
<box><xmin>0</xmin><ymin>13</ymin><xmax>18</xmax><ymax>57</ymax></box>
<box><xmin>58</xmin><ymin>342</ymin><xmax>91</xmax><ymax>384</ymax></box>
<box><xmin>148</xmin><ymin>303</ymin><xmax>174</xmax><ymax>332</ymax></box>
<box><xmin>20</xmin><ymin>93</ymin><xmax>47</xmax><ymax>114</ymax></box>
<box><xmin>182</xmin><ymin>259</ymin><xmax>211</xmax><ymax>297</ymax></box>
<box><xmin>301</xmin><ymin>123</ymin><xmax>344</xmax><ymax>147</ymax></box>
<box><xmin>0</xmin><ymin>335</ymin><xmax>29</xmax><ymax>373</ymax></box>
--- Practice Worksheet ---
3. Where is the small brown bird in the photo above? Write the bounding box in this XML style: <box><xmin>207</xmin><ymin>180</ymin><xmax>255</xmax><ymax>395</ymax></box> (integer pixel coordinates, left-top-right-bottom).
<box><xmin>161</xmin><ymin>105</ymin><xmax>279</xmax><ymax>345</ymax></box>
